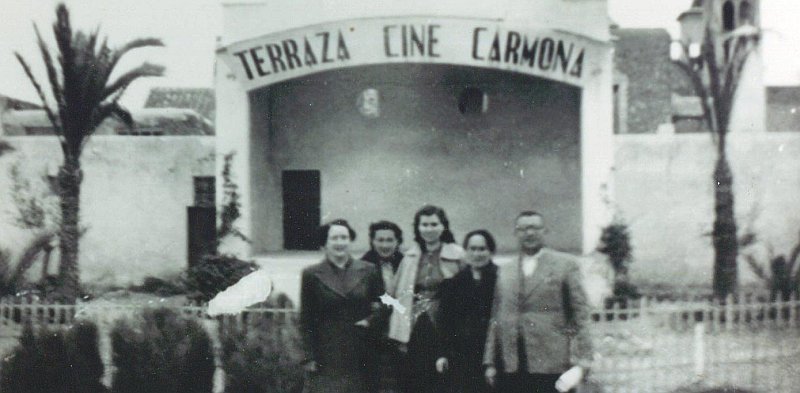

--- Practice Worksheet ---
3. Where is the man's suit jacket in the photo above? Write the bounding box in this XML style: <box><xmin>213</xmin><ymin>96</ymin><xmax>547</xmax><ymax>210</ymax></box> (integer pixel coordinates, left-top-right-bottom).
<box><xmin>483</xmin><ymin>248</ymin><xmax>593</xmax><ymax>374</ymax></box>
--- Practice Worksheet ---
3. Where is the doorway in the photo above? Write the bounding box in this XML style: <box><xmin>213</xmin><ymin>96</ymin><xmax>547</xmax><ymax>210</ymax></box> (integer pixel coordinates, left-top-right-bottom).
<box><xmin>282</xmin><ymin>170</ymin><xmax>321</xmax><ymax>250</ymax></box>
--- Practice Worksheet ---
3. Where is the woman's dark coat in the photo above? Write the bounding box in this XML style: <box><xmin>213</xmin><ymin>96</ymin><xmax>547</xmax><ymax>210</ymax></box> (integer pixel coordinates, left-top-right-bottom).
<box><xmin>437</xmin><ymin>263</ymin><xmax>498</xmax><ymax>393</ymax></box>
<box><xmin>300</xmin><ymin>257</ymin><xmax>385</xmax><ymax>393</ymax></box>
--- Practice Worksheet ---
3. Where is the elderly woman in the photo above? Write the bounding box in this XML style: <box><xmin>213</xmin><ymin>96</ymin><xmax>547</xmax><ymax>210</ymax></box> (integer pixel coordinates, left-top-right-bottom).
<box><xmin>388</xmin><ymin>205</ymin><xmax>464</xmax><ymax>393</ymax></box>
<box><xmin>435</xmin><ymin>230</ymin><xmax>499</xmax><ymax>393</ymax></box>
<box><xmin>300</xmin><ymin>219</ymin><xmax>385</xmax><ymax>393</ymax></box>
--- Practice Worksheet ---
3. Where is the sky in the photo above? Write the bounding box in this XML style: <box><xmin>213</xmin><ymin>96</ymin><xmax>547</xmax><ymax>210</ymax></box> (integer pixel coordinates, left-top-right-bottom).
<box><xmin>0</xmin><ymin>0</ymin><xmax>798</xmax><ymax>109</ymax></box>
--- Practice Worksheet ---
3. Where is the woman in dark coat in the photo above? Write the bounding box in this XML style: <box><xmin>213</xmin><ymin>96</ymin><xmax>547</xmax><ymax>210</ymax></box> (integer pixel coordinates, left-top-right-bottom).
<box><xmin>436</xmin><ymin>230</ymin><xmax>499</xmax><ymax>393</ymax></box>
<box><xmin>361</xmin><ymin>220</ymin><xmax>405</xmax><ymax>393</ymax></box>
<box><xmin>300</xmin><ymin>219</ymin><xmax>385</xmax><ymax>393</ymax></box>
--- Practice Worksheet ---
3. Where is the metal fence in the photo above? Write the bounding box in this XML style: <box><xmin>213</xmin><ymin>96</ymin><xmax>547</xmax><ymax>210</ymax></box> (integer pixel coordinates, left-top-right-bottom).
<box><xmin>2</xmin><ymin>295</ymin><xmax>800</xmax><ymax>393</ymax></box>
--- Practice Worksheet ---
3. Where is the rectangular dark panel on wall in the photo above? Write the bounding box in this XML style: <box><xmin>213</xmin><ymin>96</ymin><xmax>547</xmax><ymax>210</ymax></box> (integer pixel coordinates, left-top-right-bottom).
<box><xmin>282</xmin><ymin>170</ymin><xmax>321</xmax><ymax>250</ymax></box>
<box><xmin>187</xmin><ymin>206</ymin><xmax>217</xmax><ymax>267</ymax></box>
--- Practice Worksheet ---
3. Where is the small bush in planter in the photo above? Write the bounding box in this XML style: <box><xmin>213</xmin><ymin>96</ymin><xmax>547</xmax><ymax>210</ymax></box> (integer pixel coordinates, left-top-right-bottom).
<box><xmin>185</xmin><ymin>254</ymin><xmax>258</xmax><ymax>303</ymax></box>
<box><xmin>0</xmin><ymin>321</ymin><xmax>106</xmax><ymax>393</ymax></box>
<box><xmin>110</xmin><ymin>308</ymin><xmax>215</xmax><ymax>393</ymax></box>
<box><xmin>219</xmin><ymin>312</ymin><xmax>304</xmax><ymax>393</ymax></box>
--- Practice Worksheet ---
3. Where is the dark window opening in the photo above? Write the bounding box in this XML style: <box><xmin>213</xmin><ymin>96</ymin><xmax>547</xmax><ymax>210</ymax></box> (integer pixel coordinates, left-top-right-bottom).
<box><xmin>458</xmin><ymin>87</ymin><xmax>488</xmax><ymax>115</ymax></box>
<box><xmin>722</xmin><ymin>1</ymin><xmax>736</xmax><ymax>31</ymax></box>
<box><xmin>282</xmin><ymin>170</ymin><xmax>321</xmax><ymax>250</ymax></box>
<box><xmin>739</xmin><ymin>1</ymin><xmax>753</xmax><ymax>25</ymax></box>
<box><xmin>193</xmin><ymin>176</ymin><xmax>215</xmax><ymax>208</ymax></box>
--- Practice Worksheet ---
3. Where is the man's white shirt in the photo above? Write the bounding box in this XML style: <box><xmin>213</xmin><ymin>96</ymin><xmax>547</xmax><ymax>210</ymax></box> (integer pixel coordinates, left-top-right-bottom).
<box><xmin>521</xmin><ymin>249</ymin><xmax>542</xmax><ymax>277</ymax></box>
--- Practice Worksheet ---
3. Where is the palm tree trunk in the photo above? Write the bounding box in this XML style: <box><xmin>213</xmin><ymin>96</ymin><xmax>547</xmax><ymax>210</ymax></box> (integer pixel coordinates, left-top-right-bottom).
<box><xmin>58</xmin><ymin>155</ymin><xmax>82</xmax><ymax>302</ymax></box>
<box><xmin>712</xmin><ymin>149</ymin><xmax>738</xmax><ymax>299</ymax></box>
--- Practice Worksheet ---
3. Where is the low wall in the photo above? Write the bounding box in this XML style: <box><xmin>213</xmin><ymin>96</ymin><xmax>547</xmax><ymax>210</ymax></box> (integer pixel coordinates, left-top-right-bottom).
<box><xmin>2</xmin><ymin>132</ymin><xmax>797</xmax><ymax>291</ymax></box>
<box><xmin>615</xmin><ymin>132</ymin><xmax>800</xmax><ymax>286</ymax></box>
<box><xmin>0</xmin><ymin>136</ymin><xmax>215</xmax><ymax>288</ymax></box>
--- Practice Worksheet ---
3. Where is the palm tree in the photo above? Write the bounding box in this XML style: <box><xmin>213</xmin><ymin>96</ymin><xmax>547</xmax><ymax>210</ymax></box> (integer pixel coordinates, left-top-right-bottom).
<box><xmin>15</xmin><ymin>3</ymin><xmax>164</xmax><ymax>301</ymax></box>
<box><xmin>673</xmin><ymin>24</ymin><xmax>759</xmax><ymax>299</ymax></box>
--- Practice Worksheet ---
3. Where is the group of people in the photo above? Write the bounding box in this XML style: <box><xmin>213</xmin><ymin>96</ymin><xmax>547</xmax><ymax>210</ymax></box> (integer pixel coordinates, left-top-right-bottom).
<box><xmin>299</xmin><ymin>205</ymin><xmax>594</xmax><ymax>393</ymax></box>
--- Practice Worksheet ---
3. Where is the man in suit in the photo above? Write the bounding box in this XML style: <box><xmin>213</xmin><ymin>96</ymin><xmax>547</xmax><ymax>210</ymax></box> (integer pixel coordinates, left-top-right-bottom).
<box><xmin>483</xmin><ymin>211</ymin><xmax>593</xmax><ymax>393</ymax></box>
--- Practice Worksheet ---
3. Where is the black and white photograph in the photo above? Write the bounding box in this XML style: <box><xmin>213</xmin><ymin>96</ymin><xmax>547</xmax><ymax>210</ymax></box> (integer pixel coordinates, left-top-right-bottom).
<box><xmin>0</xmin><ymin>0</ymin><xmax>799</xmax><ymax>392</ymax></box>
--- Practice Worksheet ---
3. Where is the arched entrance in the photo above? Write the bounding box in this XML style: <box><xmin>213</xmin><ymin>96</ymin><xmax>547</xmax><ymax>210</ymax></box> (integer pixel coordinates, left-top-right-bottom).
<box><xmin>215</xmin><ymin>15</ymin><xmax>614</xmax><ymax>256</ymax></box>
<box><xmin>248</xmin><ymin>64</ymin><xmax>581</xmax><ymax>252</ymax></box>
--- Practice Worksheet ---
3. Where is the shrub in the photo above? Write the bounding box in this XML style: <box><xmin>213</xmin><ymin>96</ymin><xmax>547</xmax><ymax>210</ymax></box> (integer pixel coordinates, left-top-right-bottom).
<box><xmin>598</xmin><ymin>219</ymin><xmax>640</xmax><ymax>303</ymax></box>
<box><xmin>185</xmin><ymin>254</ymin><xmax>257</xmax><ymax>302</ymax></box>
<box><xmin>129</xmin><ymin>275</ymin><xmax>186</xmax><ymax>297</ymax></box>
<box><xmin>217</xmin><ymin>152</ymin><xmax>248</xmax><ymax>245</ymax></box>
<box><xmin>0</xmin><ymin>321</ymin><xmax>106</xmax><ymax>393</ymax></box>
<box><xmin>598</xmin><ymin>221</ymin><xmax>633</xmax><ymax>276</ymax></box>
<box><xmin>110</xmin><ymin>308</ymin><xmax>215</xmax><ymax>393</ymax></box>
<box><xmin>219</xmin><ymin>311</ymin><xmax>304</xmax><ymax>393</ymax></box>
<box><xmin>0</xmin><ymin>247</ymin><xmax>12</xmax><ymax>296</ymax></box>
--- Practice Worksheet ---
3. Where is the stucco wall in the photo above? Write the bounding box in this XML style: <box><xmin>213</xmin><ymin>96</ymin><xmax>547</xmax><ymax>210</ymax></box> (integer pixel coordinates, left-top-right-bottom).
<box><xmin>250</xmin><ymin>64</ymin><xmax>583</xmax><ymax>253</ymax></box>
<box><xmin>0</xmin><ymin>136</ymin><xmax>215</xmax><ymax>288</ymax></box>
<box><xmin>3</xmin><ymin>131</ymin><xmax>796</xmax><ymax>290</ymax></box>
<box><xmin>615</xmin><ymin>132</ymin><xmax>800</xmax><ymax>286</ymax></box>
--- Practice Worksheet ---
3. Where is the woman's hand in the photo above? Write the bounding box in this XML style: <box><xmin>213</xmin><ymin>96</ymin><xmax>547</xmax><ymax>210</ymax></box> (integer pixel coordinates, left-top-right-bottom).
<box><xmin>354</xmin><ymin>319</ymin><xmax>370</xmax><ymax>328</ymax></box>
<box><xmin>397</xmin><ymin>342</ymin><xmax>408</xmax><ymax>354</ymax></box>
<box><xmin>435</xmin><ymin>357</ymin><xmax>449</xmax><ymax>373</ymax></box>
<box><xmin>484</xmin><ymin>366</ymin><xmax>497</xmax><ymax>387</ymax></box>
<box><xmin>303</xmin><ymin>361</ymin><xmax>319</xmax><ymax>374</ymax></box>
<box><xmin>554</xmin><ymin>366</ymin><xmax>584</xmax><ymax>392</ymax></box>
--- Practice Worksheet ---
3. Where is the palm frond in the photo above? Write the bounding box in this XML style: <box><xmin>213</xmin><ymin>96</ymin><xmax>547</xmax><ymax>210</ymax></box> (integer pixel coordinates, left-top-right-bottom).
<box><xmin>84</xmin><ymin>34</ymin><xmax>114</xmax><ymax>120</ymax></box>
<box><xmin>8</xmin><ymin>231</ymin><xmax>57</xmax><ymax>286</ymax></box>
<box><xmin>718</xmin><ymin>38</ymin><xmax>754</xmax><ymax>131</ymax></box>
<box><xmin>53</xmin><ymin>3</ymin><xmax>75</xmax><ymax>118</ymax></box>
<box><xmin>34</xmin><ymin>25</ymin><xmax>66</xmax><ymax>126</ymax></box>
<box><xmin>673</xmin><ymin>59</ymin><xmax>715</xmax><ymax>135</ymax></box>
<box><xmin>744</xmin><ymin>254</ymin><xmax>768</xmax><ymax>282</ymax></box>
<box><xmin>102</xmin><ymin>62</ymin><xmax>165</xmax><ymax>100</ymax></box>
<box><xmin>88</xmin><ymin>101</ymin><xmax>123</xmax><ymax>132</ymax></box>
<box><xmin>106</xmin><ymin>38</ymin><xmax>164</xmax><ymax>75</ymax></box>
<box><xmin>111</xmin><ymin>104</ymin><xmax>134</xmax><ymax>128</ymax></box>
<box><xmin>53</xmin><ymin>3</ymin><xmax>74</xmax><ymax>67</ymax></box>
<box><xmin>702</xmin><ymin>31</ymin><xmax>726</xmax><ymax>139</ymax></box>
<box><xmin>14</xmin><ymin>53</ymin><xmax>66</xmax><ymax>151</ymax></box>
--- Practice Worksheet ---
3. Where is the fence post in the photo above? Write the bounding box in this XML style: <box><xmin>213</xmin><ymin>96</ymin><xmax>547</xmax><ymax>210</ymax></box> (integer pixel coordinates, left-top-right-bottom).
<box><xmin>693</xmin><ymin>322</ymin><xmax>705</xmax><ymax>380</ymax></box>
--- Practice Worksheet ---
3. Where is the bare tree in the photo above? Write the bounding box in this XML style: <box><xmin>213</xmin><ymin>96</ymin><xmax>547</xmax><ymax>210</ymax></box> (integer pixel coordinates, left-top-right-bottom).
<box><xmin>15</xmin><ymin>3</ymin><xmax>164</xmax><ymax>301</ymax></box>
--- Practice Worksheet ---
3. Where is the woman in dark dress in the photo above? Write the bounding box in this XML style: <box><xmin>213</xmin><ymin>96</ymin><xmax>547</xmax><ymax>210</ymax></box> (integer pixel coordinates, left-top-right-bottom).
<box><xmin>300</xmin><ymin>219</ymin><xmax>385</xmax><ymax>393</ymax></box>
<box><xmin>436</xmin><ymin>230</ymin><xmax>499</xmax><ymax>393</ymax></box>
<box><xmin>388</xmin><ymin>205</ymin><xmax>464</xmax><ymax>393</ymax></box>
<box><xmin>361</xmin><ymin>220</ymin><xmax>405</xmax><ymax>393</ymax></box>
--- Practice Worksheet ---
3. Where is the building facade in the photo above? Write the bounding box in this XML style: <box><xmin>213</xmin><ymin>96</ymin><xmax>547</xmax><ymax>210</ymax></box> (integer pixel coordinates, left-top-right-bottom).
<box><xmin>215</xmin><ymin>0</ymin><xmax>615</xmax><ymax>255</ymax></box>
